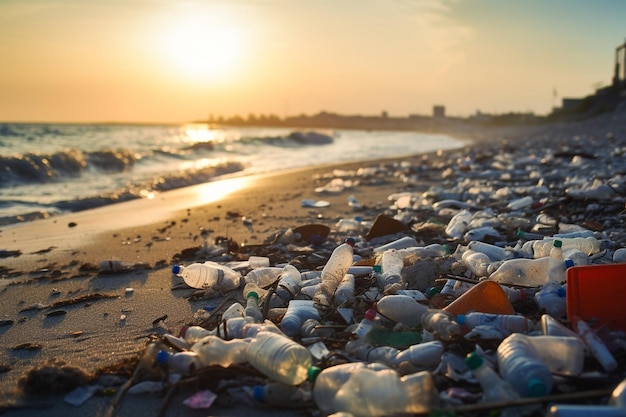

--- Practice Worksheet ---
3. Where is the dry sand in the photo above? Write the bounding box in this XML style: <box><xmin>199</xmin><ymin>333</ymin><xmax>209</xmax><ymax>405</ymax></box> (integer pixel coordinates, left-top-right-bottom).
<box><xmin>0</xmin><ymin>113</ymin><xmax>624</xmax><ymax>416</ymax></box>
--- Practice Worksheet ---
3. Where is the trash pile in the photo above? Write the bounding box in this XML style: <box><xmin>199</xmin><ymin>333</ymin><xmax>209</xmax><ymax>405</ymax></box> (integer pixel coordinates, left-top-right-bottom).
<box><xmin>68</xmin><ymin>131</ymin><xmax>626</xmax><ymax>416</ymax></box>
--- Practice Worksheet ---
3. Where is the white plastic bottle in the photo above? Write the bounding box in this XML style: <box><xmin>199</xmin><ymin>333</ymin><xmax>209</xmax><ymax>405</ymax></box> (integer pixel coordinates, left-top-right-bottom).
<box><xmin>445</xmin><ymin>209</ymin><xmax>472</xmax><ymax>239</ymax></box>
<box><xmin>315</xmin><ymin>238</ymin><xmax>355</xmax><ymax>307</ymax></box>
<box><xmin>244</xmin><ymin>266</ymin><xmax>284</xmax><ymax>287</ymax></box>
<box><xmin>488</xmin><ymin>256</ymin><xmax>552</xmax><ymax>287</ymax></box>
<box><xmin>575</xmin><ymin>318</ymin><xmax>618</xmax><ymax>372</ymax></box>
<box><xmin>398</xmin><ymin>243</ymin><xmax>450</xmax><ymax>263</ymax></box>
<box><xmin>531</xmin><ymin>237</ymin><xmax>601</xmax><ymax>258</ymax></box>
<box><xmin>171</xmin><ymin>262</ymin><xmax>242</xmax><ymax>291</ymax></box>
<box><xmin>269</xmin><ymin>265</ymin><xmax>302</xmax><ymax>308</ymax></box>
<box><xmin>420</xmin><ymin>309</ymin><xmax>460</xmax><ymax>341</ymax></box>
<box><xmin>547</xmin><ymin>239</ymin><xmax>566</xmax><ymax>283</ymax></box>
<box><xmin>456</xmin><ymin>312</ymin><xmax>534</xmax><ymax>335</ymax></box>
<box><xmin>562</xmin><ymin>248</ymin><xmax>590</xmax><ymax>267</ymax></box>
<box><xmin>375</xmin><ymin>294</ymin><xmax>428</xmax><ymax>328</ymax></box>
<box><xmin>465</xmin><ymin>351</ymin><xmax>520</xmax><ymax>403</ymax></box>
<box><xmin>497</xmin><ymin>332</ymin><xmax>553</xmax><ymax>397</ymax></box>
<box><xmin>245</xmin><ymin>331</ymin><xmax>312</xmax><ymax>385</ymax></box>
<box><xmin>180</xmin><ymin>325</ymin><xmax>216</xmax><ymax>344</ymax></box>
<box><xmin>372</xmin><ymin>236</ymin><xmax>419</xmax><ymax>253</ymax></box>
<box><xmin>243</xmin><ymin>282</ymin><xmax>264</xmax><ymax>323</ymax></box>
<box><xmin>353</xmin><ymin>308</ymin><xmax>379</xmax><ymax>339</ymax></box>
<box><xmin>534</xmin><ymin>282</ymin><xmax>566</xmax><ymax>318</ymax></box>
<box><xmin>467</xmin><ymin>240</ymin><xmax>514</xmax><ymax>261</ymax></box>
<box><xmin>334</xmin><ymin>273</ymin><xmax>355</xmax><ymax>306</ymax></box>
<box><xmin>462</xmin><ymin>249</ymin><xmax>493</xmax><ymax>277</ymax></box>
<box><xmin>394</xmin><ymin>340</ymin><xmax>444</xmax><ymax>369</ymax></box>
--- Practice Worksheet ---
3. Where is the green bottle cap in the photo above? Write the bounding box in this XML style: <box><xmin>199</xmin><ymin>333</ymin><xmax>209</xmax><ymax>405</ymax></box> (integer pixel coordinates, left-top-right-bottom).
<box><xmin>553</xmin><ymin>239</ymin><xmax>562</xmax><ymax>248</ymax></box>
<box><xmin>307</xmin><ymin>366</ymin><xmax>322</xmax><ymax>382</ymax></box>
<box><xmin>247</xmin><ymin>291</ymin><xmax>259</xmax><ymax>300</ymax></box>
<box><xmin>465</xmin><ymin>351</ymin><xmax>483</xmax><ymax>370</ymax></box>
<box><xmin>527</xmin><ymin>377</ymin><xmax>547</xmax><ymax>397</ymax></box>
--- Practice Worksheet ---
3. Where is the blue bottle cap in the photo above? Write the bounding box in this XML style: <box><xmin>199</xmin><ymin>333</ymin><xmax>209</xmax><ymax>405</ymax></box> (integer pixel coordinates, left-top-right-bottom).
<box><xmin>156</xmin><ymin>349</ymin><xmax>170</xmax><ymax>364</ymax></box>
<box><xmin>457</xmin><ymin>314</ymin><xmax>467</xmax><ymax>325</ymax></box>
<box><xmin>345</xmin><ymin>237</ymin><xmax>356</xmax><ymax>246</ymax></box>
<box><xmin>563</xmin><ymin>259</ymin><xmax>574</xmax><ymax>269</ymax></box>
<box><xmin>355</xmin><ymin>216</ymin><xmax>363</xmax><ymax>222</ymax></box>
<box><xmin>527</xmin><ymin>377</ymin><xmax>548</xmax><ymax>397</ymax></box>
<box><xmin>172</xmin><ymin>265</ymin><xmax>182</xmax><ymax>274</ymax></box>
<box><xmin>557</xmin><ymin>287</ymin><xmax>566</xmax><ymax>297</ymax></box>
<box><xmin>252</xmin><ymin>385</ymin><xmax>265</xmax><ymax>401</ymax></box>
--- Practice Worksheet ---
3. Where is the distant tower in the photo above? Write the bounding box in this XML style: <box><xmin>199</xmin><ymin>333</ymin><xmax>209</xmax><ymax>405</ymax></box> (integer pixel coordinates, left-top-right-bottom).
<box><xmin>433</xmin><ymin>105</ymin><xmax>446</xmax><ymax>118</ymax></box>
<box><xmin>613</xmin><ymin>38</ymin><xmax>626</xmax><ymax>89</ymax></box>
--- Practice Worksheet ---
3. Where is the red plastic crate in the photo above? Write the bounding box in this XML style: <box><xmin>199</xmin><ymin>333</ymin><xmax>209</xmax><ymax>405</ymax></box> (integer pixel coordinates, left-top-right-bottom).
<box><xmin>566</xmin><ymin>264</ymin><xmax>626</xmax><ymax>332</ymax></box>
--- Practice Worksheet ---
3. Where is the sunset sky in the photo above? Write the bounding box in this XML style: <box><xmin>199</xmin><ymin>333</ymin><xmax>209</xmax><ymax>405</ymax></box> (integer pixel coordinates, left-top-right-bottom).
<box><xmin>1</xmin><ymin>0</ymin><xmax>625</xmax><ymax>123</ymax></box>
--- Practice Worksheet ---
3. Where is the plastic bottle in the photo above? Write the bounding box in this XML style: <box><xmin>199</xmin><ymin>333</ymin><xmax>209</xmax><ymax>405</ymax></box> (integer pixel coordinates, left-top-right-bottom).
<box><xmin>497</xmin><ymin>332</ymin><xmax>553</xmax><ymax>397</ymax></box>
<box><xmin>445</xmin><ymin>209</ymin><xmax>472</xmax><ymax>239</ymax></box>
<box><xmin>191</xmin><ymin>335</ymin><xmax>250</xmax><ymax>367</ymax></box>
<box><xmin>516</xmin><ymin>230</ymin><xmax>545</xmax><ymax>241</ymax></box>
<box><xmin>315</xmin><ymin>238</ymin><xmax>355</xmax><ymax>307</ymax></box>
<box><xmin>336</xmin><ymin>368</ymin><xmax>439</xmax><ymax>416</ymax></box>
<box><xmin>344</xmin><ymin>340</ymin><xmax>400</xmax><ymax>367</ymax></box>
<box><xmin>376</xmin><ymin>294</ymin><xmax>428</xmax><ymax>328</ymax></box>
<box><xmin>546</xmin><ymin>378</ymin><xmax>626</xmax><ymax>416</ymax></box>
<box><xmin>457</xmin><ymin>312</ymin><xmax>534</xmax><ymax>335</ymax></box>
<box><xmin>522</xmin><ymin>334</ymin><xmax>585</xmax><ymax>376</ymax></box>
<box><xmin>420</xmin><ymin>309</ymin><xmax>461</xmax><ymax>341</ymax></box>
<box><xmin>248</xmin><ymin>256</ymin><xmax>270</xmax><ymax>269</ymax></box>
<box><xmin>574</xmin><ymin>317</ymin><xmax>617</xmax><ymax>372</ymax></box>
<box><xmin>180</xmin><ymin>325</ymin><xmax>216</xmax><ymax>344</ymax></box>
<box><xmin>462</xmin><ymin>249</ymin><xmax>493</xmax><ymax>277</ymax></box>
<box><xmin>222</xmin><ymin>301</ymin><xmax>245</xmax><ymax>320</ymax></box>
<box><xmin>394</xmin><ymin>340</ymin><xmax>444</xmax><ymax>369</ymax></box>
<box><xmin>397</xmin><ymin>243</ymin><xmax>450</xmax><ymax>263</ymax></box>
<box><xmin>269</xmin><ymin>265</ymin><xmax>302</xmax><ymax>308</ymax></box>
<box><xmin>534</xmin><ymin>281</ymin><xmax>566</xmax><ymax>318</ymax></box>
<box><xmin>531</xmin><ymin>237</ymin><xmax>601</xmax><ymax>258</ymax></box>
<box><xmin>244</xmin><ymin>282</ymin><xmax>264</xmax><ymax>323</ymax></box>
<box><xmin>488</xmin><ymin>256</ymin><xmax>552</xmax><ymax>287</ymax></box>
<box><xmin>171</xmin><ymin>262</ymin><xmax>242</xmax><ymax>291</ymax></box>
<box><xmin>336</xmin><ymin>216</ymin><xmax>363</xmax><ymax>233</ymax></box>
<box><xmin>372</xmin><ymin>236</ymin><xmax>419</xmax><ymax>253</ymax></box>
<box><xmin>443</xmin><ymin>280</ymin><xmax>515</xmax><ymax>316</ymax></box>
<box><xmin>548</xmin><ymin>240</ymin><xmax>566</xmax><ymax>283</ymax></box>
<box><xmin>245</xmin><ymin>331</ymin><xmax>312</xmax><ymax>385</ymax></box>
<box><xmin>279</xmin><ymin>299</ymin><xmax>321</xmax><ymax>337</ymax></box>
<box><xmin>377</xmin><ymin>249</ymin><xmax>405</xmax><ymax>293</ymax></box>
<box><xmin>217</xmin><ymin>316</ymin><xmax>254</xmax><ymax>339</ymax></box>
<box><xmin>613</xmin><ymin>248</ymin><xmax>626</xmax><ymax>264</ymax></box>
<box><xmin>157</xmin><ymin>350</ymin><xmax>200</xmax><ymax>375</ymax></box>
<box><xmin>467</xmin><ymin>240</ymin><xmax>514</xmax><ymax>261</ymax></box>
<box><xmin>334</xmin><ymin>273</ymin><xmax>355</xmax><ymax>306</ymax></box>
<box><xmin>465</xmin><ymin>351</ymin><xmax>520</xmax><ymax>403</ymax></box>
<box><xmin>252</xmin><ymin>382</ymin><xmax>312</xmax><ymax>408</ymax></box>
<box><xmin>353</xmin><ymin>309</ymin><xmax>379</xmax><ymax>339</ymax></box>
<box><xmin>240</xmin><ymin>319</ymin><xmax>284</xmax><ymax>339</ymax></box>
<box><xmin>562</xmin><ymin>248</ymin><xmax>590</xmax><ymax>267</ymax></box>
<box><xmin>540</xmin><ymin>314</ymin><xmax>580</xmax><ymax>338</ymax></box>
<box><xmin>244</xmin><ymin>266</ymin><xmax>283</xmax><ymax>287</ymax></box>
<box><xmin>300</xmin><ymin>318</ymin><xmax>334</xmax><ymax>338</ymax></box>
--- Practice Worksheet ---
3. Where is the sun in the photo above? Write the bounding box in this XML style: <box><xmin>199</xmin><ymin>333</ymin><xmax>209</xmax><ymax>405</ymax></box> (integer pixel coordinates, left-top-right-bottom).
<box><xmin>163</xmin><ymin>17</ymin><xmax>244</xmax><ymax>82</ymax></box>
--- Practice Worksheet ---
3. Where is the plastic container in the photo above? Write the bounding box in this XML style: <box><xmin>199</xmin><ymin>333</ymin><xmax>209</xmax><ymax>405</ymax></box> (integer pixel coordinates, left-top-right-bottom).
<box><xmin>191</xmin><ymin>335</ymin><xmax>250</xmax><ymax>367</ymax></box>
<box><xmin>562</xmin><ymin>248</ymin><xmax>590</xmax><ymax>267</ymax></box>
<box><xmin>244</xmin><ymin>266</ymin><xmax>284</xmax><ymax>287</ymax></box>
<box><xmin>245</xmin><ymin>331</ymin><xmax>312</xmax><ymax>386</ymax></box>
<box><xmin>279</xmin><ymin>299</ymin><xmax>321</xmax><ymax>336</ymax></box>
<box><xmin>334</xmin><ymin>273</ymin><xmax>355</xmax><ymax>306</ymax></box>
<box><xmin>443</xmin><ymin>280</ymin><xmax>515</xmax><ymax>316</ymax></box>
<box><xmin>377</xmin><ymin>249</ymin><xmax>405</xmax><ymax>292</ymax></box>
<box><xmin>420</xmin><ymin>309</ymin><xmax>460</xmax><ymax>341</ymax></box>
<box><xmin>566</xmin><ymin>264</ymin><xmax>626</xmax><ymax>332</ymax></box>
<box><xmin>375</xmin><ymin>294</ymin><xmax>428</xmax><ymax>328</ymax></box>
<box><xmin>535</xmin><ymin>281</ymin><xmax>566</xmax><ymax>318</ymax></box>
<box><xmin>445</xmin><ymin>209</ymin><xmax>472</xmax><ymax>239</ymax></box>
<box><xmin>171</xmin><ymin>262</ymin><xmax>242</xmax><ymax>291</ymax></box>
<box><xmin>456</xmin><ymin>312</ymin><xmax>534</xmax><ymax>335</ymax></box>
<box><xmin>465</xmin><ymin>351</ymin><xmax>520</xmax><ymax>403</ymax></box>
<box><xmin>269</xmin><ymin>265</ymin><xmax>302</xmax><ymax>308</ymax></box>
<box><xmin>462</xmin><ymin>250</ymin><xmax>492</xmax><ymax>277</ymax></box>
<box><xmin>180</xmin><ymin>325</ymin><xmax>216</xmax><ymax>344</ymax></box>
<box><xmin>488</xmin><ymin>256</ymin><xmax>551</xmax><ymax>287</ymax></box>
<box><xmin>244</xmin><ymin>282</ymin><xmax>264</xmax><ymax>323</ymax></box>
<box><xmin>497</xmin><ymin>332</ymin><xmax>553</xmax><ymax>398</ymax></box>
<box><xmin>315</xmin><ymin>238</ymin><xmax>355</xmax><ymax>307</ymax></box>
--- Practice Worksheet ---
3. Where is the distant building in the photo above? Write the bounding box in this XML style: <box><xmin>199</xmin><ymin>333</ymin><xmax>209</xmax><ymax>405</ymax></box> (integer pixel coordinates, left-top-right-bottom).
<box><xmin>433</xmin><ymin>105</ymin><xmax>446</xmax><ymax>118</ymax></box>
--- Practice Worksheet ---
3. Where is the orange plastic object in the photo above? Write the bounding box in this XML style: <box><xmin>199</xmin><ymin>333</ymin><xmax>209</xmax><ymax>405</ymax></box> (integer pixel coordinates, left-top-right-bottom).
<box><xmin>443</xmin><ymin>280</ymin><xmax>515</xmax><ymax>316</ymax></box>
<box><xmin>566</xmin><ymin>264</ymin><xmax>626</xmax><ymax>332</ymax></box>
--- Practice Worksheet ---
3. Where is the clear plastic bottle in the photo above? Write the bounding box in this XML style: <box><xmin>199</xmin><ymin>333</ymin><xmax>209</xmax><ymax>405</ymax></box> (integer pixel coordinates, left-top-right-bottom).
<box><xmin>372</xmin><ymin>236</ymin><xmax>419</xmax><ymax>253</ymax></box>
<box><xmin>522</xmin><ymin>334</ymin><xmax>585</xmax><ymax>376</ymax></box>
<box><xmin>531</xmin><ymin>237</ymin><xmax>601</xmax><ymax>258</ymax></box>
<box><xmin>333</xmin><ymin>367</ymin><xmax>439</xmax><ymax>417</ymax></box>
<box><xmin>222</xmin><ymin>301</ymin><xmax>245</xmax><ymax>320</ymax></box>
<box><xmin>488</xmin><ymin>256</ymin><xmax>551</xmax><ymax>287</ymax></box>
<box><xmin>245</xmin><ymin>331</ymin><xmax>312</xmax><ymax>385</ymax></box>
<box><xmin>574</xmin><ymin>317</ymin><xmax>617</xmax><ymax>372</ymax></box>
<box><xmin>497</xmin><ymin>332</ymin><xmax>553</xmax><ymax>397</ymax></box>
<box><xmin>180</xmin><ymin>325</ymin><xmax>216</xmax><ymax>344</ymax></box>
<box><xmin>191</xmin><ymin>335</ymin><xmax>250</xmax><ymax>367</ymax></box>
<box><xmin>344</xmin><ymin>339</ymin><xmax>400</xmax><ymax>367</ymax></box>
<box><xmin>377</xmin><ymin>249</ymin><xmax>405</xmax><ymax>292</ymax></box>
<box><xmin>613</xmin><ymin>248</ymin><xmax>626</xmax><ymax>263</ymax></box>
<box><xmin>548</xmin><ymin>239</ymin><xmax>566</xmax><ymax>283</ymax></box>
<box><xmin>534</xmin><ymin>281</ymin><xmax>566</xmax><ymax>318</ymax></box>
<box><xmin>465</xmin><ymin>351</ymin><xmax>520</xmax><ymax>403</ymax></box>
<box><xmin>171</xmin><ymin>262</ymin><xmax>242</xmax><ymax>291</ymax></box>
<box><xmin>397</xmin><ymin>243</ymin><xmax>450</xmax><ymax>263</ymax></box>
<box><xmin>336</xmin><ymin>216</ymin><xmax>363</xmax><ymax>233</ymax></box>
<box><xmin>315</xmin><ymin>238</ymin><xmax>355</xmax><ymax>307</ymax></box>
<box><xmin>353</xmin><ymin>309</ymin><xmax>379</xmax><ymax>339</ymax></box>
<box><xmin>467</xmin><ymin>240</ymin><xmax>514</xmax><ymax>261</ymax></box>
<box><xmin>244</xmin><ymin>282</ymin><xmax>264</xmax><ymax>323</ymax></box>
<box><xmin>420</xmin><ymin>309</ymin><xmax>461</xmax><ymax>341</ymax></box>
<box><xmin>456</xmin><ymin>312</ymin><xmax>534</xmax><ymax>335</ymax></box>
<box><xmin>375</xmin><ymin>294</ymin><xmax>428</xmax><ymax>328</ymax></box>
<box><xmin>462</xmin><ymin>249</ymin><xmax>493</xmax><ymax>277</ymax></box>
<box><xmin>563</xmin><ymin>248</ymin><xmax>590</xmax><ymax>267</ymax></box>
<box><xmin>334</xmin><ymin>273</ymin><xmax>355</xmax><ymax>306</ymax></box>
<box><xmin>157</xmin><ymin>350</ymin><xmax>200</xmax><ymax>375</ymax></box>
<box><xmin>244</xmin><ymin>266</ymin><xmax>284</xmax><ymax>287</ymax></box>
<box><xmin>279</xmin><ymin>299</ymin><xmax>321</xmax><ymax>337</ymax></box>
<box><xmin>269</xmin><ymin>265</ymin><xmax>302</xmax><ymax>308</ymax></box>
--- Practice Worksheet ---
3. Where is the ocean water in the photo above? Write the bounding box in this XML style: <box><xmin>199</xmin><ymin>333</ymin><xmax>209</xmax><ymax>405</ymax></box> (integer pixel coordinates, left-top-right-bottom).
<box><xmin>0</xmin><ymin>123</ymin><xmax>466</xmax><ymax>224</ymax></box>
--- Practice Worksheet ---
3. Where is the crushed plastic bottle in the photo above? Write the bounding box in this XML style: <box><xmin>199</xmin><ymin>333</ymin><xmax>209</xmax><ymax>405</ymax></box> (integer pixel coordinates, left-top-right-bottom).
<box><xmin>172</xmin><ymin>262</ymin><xmax>242</xmax><ymax>291</ymax></box>
<box><xmin>315</xmin><ymin>238</ymin><xmax>355</xmax><ymax>307</ymax></box>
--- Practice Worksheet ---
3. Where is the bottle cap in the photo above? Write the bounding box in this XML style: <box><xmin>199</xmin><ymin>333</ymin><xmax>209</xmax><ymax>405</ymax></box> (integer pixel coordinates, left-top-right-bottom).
<box><xmin>557</xmin><ymin>286</ymin><xmax>566</xmax><ymax>297</ymax></box>
<box><xmin>156</xmin><ymin>349</ymin><xmax>170</xmax><ymax>364</ymax></box>
<box><xmin>442</xmin><ymin>244</ymin><xmax>451</xmax><ymax>255</ymax></box>
<box><xmin>171</xmin><ymin>265</ymin><xmax>182</xmax><ymax>274</ymax></box>
<box><xmin>527</xmin><ymin>377</ymin><xmax>548</xmax><ymax>397</ymax></box>
<box><xmin>553</xmin><ymin>239</ymin><xmax>563</xmax><ymax>248</ymax></box>
<box><xmin>252</xmin><ymin>385</ymin><xmax>265</xmax><ymax>401</ymax></box>
<box><xmin>354</xmin><ymin>216</ymin><xmax>363</xmax><ymax>222</ymax></box>
<box><xmin>465</xmin><ymin>351</ymin><xmax>483</xmax><ymax>370</ymax></box>
<box><xmin>563</xmin><ymin>259</ymin><xmax>574</xmax><ymax>269</ymax></box>
<box><xmin>307</xmin><ymin>366</ymin><xmax>322</xmax><ymax>382</ymax></box>
<box><xmin>246</xmin><ymin>291</ymin><xmax>259</xmax><ymax>300</ymax></box>
<box><xmin>516</xmin><ymin>230</ymin><xmax>524</xmax><ymax>238</ymax></box>
<box><xmin>373</xmin><ymin>265</ymin><xmax>382</xmax><ymax>273</ymax></box>
<box><xmin>364</xmin><ymin>309</ymin><xmax>377</xmax><ymax>321</ymax></box>
<box><xmin>456</xmin><ymin>314</ymin><xmax>467</xmax><ymax>325</ymax></box>
<box><xmin>345</xmin><ymin>237</ymin><xmax>356</xmax><ymax>246</ymax></box>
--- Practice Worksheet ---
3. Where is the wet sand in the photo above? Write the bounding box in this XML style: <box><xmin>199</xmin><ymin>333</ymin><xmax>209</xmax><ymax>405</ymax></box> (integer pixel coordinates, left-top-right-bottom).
<box><xmin>0</xmin><ymin>111</ymin><xmax>625</xmax><ymax>416</ymax></box>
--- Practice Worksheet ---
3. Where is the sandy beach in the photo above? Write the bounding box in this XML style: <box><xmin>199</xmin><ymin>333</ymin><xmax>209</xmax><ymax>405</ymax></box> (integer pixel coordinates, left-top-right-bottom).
<box><xmin>1</xmin><ymin>111</ymin><xmax>625</xmax><ymax>416</ymax></box>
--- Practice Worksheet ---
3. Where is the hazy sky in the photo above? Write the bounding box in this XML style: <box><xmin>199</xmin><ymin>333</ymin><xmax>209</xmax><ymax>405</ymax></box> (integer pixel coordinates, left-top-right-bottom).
<box><xmin>1</xmin><ymin>0</ymin><xmax>625</xmax><ymax>123</ymax></box>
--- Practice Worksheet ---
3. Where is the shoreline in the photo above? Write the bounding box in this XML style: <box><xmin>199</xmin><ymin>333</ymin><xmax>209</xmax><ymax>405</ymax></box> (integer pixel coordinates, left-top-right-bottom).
<box><xmin>1</xmin><ymin>111</ymin><xmax>625</xmax><ymax>416</ymax></box>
